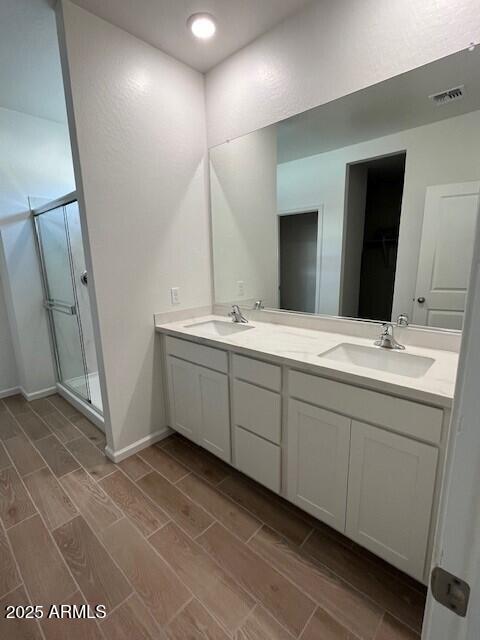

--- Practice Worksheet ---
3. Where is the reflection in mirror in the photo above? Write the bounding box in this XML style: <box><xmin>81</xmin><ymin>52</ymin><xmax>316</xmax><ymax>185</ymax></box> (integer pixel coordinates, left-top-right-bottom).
<box><xmin>210</xmin><ymin>48</ymin><xmax>480</xmax><ymax>331</ymax></box>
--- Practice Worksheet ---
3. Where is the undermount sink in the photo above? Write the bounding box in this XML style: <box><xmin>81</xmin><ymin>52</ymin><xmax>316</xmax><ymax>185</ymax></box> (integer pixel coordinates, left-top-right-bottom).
<box><xmin>319</xmin><ymin>343</ymin><xmax>435</xmax><ymax>378</ymax></box>
<box><xmin>184</xmin><ymin>319</ymin><xmax>254</xmax><ymax>337</ymax></box>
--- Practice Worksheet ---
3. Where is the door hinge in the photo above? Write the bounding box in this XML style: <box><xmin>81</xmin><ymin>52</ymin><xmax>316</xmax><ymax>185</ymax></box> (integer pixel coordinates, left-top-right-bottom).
<box><xmin>431</xmin><ymin>567</ymin><xmax>470</xmax><ymax>617</ymax></box>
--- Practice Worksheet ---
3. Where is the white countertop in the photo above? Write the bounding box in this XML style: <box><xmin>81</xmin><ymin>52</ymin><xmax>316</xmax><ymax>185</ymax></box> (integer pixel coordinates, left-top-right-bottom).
<box><xmin>155</xmin><ymin>314</ymin><xmax>458</xmax><ymax>408</ymax></box>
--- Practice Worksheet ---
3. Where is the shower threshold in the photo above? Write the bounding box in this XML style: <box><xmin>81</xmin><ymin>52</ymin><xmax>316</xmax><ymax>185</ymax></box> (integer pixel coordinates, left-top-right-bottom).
<box><xmin>60</xmin><ymin>372</ymin><xmax>104</xmax><ymax>430</ymax></box>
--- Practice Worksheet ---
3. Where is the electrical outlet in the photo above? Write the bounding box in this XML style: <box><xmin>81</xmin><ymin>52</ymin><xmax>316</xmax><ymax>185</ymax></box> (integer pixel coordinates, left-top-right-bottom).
<box><xmin>237</xmin><ymin>280</ymin><xmax>245</xmax><ymax>297</ymax></box>
<box><xmin>170</xmin><ymin>287</ymin><xmax>180</xmax><ymax>305</ymax></box>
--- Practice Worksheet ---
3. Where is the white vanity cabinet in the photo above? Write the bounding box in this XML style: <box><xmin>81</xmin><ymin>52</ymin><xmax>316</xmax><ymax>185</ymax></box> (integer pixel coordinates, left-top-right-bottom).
<box><xmin>287</xmin><ymin>370</ymin><xmax>442</xmax><ymax>581</ymax></box>
<box><xmin>346</xmin><ymin>421</ymin><xmax>438</xmax><ymax>580</ymax></box>
<box><xmin>287</xmin><ymin>400</ymin><xmax>350</xmax><ymax>532</ymax></box>
<box><xmin>165</xmin><ymin>337</ymin><xmax>231</xmax><ymax>462</ymax></box>
<box><xmin>162</xmin><ymin>333</ymin><xmax>448</xmax><ymax>582</ymax></box>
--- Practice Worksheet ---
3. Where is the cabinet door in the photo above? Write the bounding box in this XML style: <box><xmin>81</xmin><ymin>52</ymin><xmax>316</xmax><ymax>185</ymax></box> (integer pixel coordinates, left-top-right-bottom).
<box><xmin>166</xmin><ymin>356</ymin><xmax>200</xmax><ymax>443</ymax></box>
<box><xmin>198</xmin><ymin>366</ymin><xmax>231</xmax><ymax>463</ymax></box>
<box><xmin>287</xmin><ymin>400</ymin><xmax>350</xmax><ymax>532</ymax></box>
<box><xmin>347</xmin><ymin>421</ymin><xmax>438</xmax><ymax>581</ymax></box>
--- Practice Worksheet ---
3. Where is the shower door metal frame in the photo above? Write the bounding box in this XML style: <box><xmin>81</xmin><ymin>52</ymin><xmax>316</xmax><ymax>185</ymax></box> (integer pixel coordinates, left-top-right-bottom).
<box><xmin>32</xmin><ymin>191</ymin><xmax>92</xmax><ymax>406</ymax></box>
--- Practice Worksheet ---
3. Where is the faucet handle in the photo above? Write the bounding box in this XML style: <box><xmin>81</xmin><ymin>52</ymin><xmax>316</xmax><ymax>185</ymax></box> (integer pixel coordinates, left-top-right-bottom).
<box><xmin>397</xmin><ymin>313</ymin><xmax>409</xmax><ymax>327</ymax></box>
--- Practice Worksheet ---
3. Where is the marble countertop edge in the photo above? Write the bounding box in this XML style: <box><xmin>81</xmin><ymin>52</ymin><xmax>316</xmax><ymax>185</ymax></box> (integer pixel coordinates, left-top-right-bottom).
<box><xmin>155</xmin><ymin>315</ymin><xmax>458</xmax><ymax>409</ymax></box>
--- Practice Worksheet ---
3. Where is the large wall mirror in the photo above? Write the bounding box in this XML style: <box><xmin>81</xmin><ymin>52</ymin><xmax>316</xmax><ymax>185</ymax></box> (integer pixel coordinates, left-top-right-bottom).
<box><xmin>209</xmin><ymin>48</ymin><xmax>480</xmax><ymax>331</ymax></box>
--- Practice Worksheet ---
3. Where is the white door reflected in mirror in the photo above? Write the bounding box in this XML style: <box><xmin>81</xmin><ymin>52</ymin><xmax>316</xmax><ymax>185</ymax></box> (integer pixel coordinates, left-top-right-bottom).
<box><xmin>413</xmin><ymin>182</ymin><xmax>480</xmax><ymax>330</ymax></box>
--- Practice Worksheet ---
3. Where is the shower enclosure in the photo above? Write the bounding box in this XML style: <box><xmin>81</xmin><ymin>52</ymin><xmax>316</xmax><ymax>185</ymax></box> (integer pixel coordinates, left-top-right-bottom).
<box><xmin>32</xmin><ymin>192</ymin><xmax>103</xmax><ymax>417</ymax></box>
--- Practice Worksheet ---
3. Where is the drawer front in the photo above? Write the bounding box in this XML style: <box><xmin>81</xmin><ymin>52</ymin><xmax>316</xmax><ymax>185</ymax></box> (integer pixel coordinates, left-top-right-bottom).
<box><xmin>233</xmin><ymin>354</ymin><xmax>281</xmax><ymax>391</ymax></box>
<box><xmin>234</xmin><ymin>426</ymin><xmax>281</xmax><ymax>493</ymax></box>
<box><xmin>165</xmin><ymin>336</ymin><xmax>228</xmax><ymax>373</ymax></box>
<box><xmin>233</xmin><ymin>380</ymin><xmax>281</xmax><ymax>444</ymax></box>
<box><xmin>289</xmin><ymin>371</ymin><xmax>443</xmax><ymax>444</ymax></box>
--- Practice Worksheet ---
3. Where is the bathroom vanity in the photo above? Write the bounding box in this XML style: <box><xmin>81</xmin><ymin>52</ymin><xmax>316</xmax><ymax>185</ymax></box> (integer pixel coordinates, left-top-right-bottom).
<box><xmin>177</xmin><ymin>50</ymin><xmax>477</xmax><ymax>589</ymax></box>
<box><xmin>156</xmin><ymin>313</ymin><xmax>458</xmax><ymax>584</ymax></box>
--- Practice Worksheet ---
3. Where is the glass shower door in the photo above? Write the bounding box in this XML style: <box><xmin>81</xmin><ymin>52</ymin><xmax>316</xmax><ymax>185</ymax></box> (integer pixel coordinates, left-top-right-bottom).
<box><xmin>34</xmin><ymin>203</ymin><xmax>91</xmax><ymax>403</ymax></box>
<box><xmin>64</xmin><ymin>201</ymin><xmax>102</xmax><ymax>413</ymax></box>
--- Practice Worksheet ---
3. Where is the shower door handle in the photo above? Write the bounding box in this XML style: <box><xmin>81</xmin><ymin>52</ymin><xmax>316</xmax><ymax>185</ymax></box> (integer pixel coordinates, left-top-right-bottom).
<box><xmin>44</xmin><ymin>299</ymin><xmax>77</xmax><ymax>315</ymax></box>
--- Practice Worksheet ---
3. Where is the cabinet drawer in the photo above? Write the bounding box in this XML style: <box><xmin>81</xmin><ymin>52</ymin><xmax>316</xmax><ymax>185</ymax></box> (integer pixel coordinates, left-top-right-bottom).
<box><xmin>233</xmin><ymin>354</ymin><xmax>281</xmax><ymax>391</ymax></box>
<box><xmin>233</xmin><ymin>380</ymin><xmax>281</xmax><ymax>444</ymax></box>
<box><xmin>234</xmin><ymin>426</ymin><xmax>281</xmax><ymax>493</ymax></box>
<box><xmin>165</xmin><ymin>336</ymin><xmax>228</xmax><ymax>373</ymax></box>
<box><xmin>289</xmin><ymin>370</ymin><xmax>443</xmax><ymax>444</ymax></box>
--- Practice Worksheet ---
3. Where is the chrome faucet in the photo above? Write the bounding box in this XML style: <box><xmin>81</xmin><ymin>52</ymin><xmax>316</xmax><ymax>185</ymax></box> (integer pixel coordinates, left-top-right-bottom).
<box><xmin>229</xmin><ymin>305</ymin><xmax>248</xmax><ymax>323</ymax></box>
<box><xmin>396</xmin><ymin>313</ymin><xmax>409</xmax><ymax>327</ymax></box>
<box><xmin>374</xmin><ymin>323</ymin><xmax>405</xmax><ymax>350</ymax></box>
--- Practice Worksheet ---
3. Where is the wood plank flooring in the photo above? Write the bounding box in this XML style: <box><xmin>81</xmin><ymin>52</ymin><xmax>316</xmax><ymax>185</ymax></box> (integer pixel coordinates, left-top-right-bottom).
<box><xmin>0</xmin><ymin>394</ymin><xmax>426</xmax><ymax>639</ymax></box>
<box><xmin>23</xmin><ymin>467</ymin><xmax>77</xmax><ymax>530</ymax></box>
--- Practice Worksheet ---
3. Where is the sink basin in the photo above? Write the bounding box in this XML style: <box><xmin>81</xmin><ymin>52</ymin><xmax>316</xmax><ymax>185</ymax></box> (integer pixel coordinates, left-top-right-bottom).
<box><xmin>184</xmin><ymin>320</ymin><xmax>254</xmax><ymax>337</ymax></box>
<box><xmin>319</xmin><ymin>343</ymin><xmax>434</xmax><ymax>378</ymax></box>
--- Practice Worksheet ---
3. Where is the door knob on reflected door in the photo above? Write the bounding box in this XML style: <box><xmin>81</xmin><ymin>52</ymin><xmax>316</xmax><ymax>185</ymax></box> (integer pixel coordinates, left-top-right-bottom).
<box><xmin>417</xmin><ymin>297</ymin><xmax>426</xmax><ymax>304</ymax></box>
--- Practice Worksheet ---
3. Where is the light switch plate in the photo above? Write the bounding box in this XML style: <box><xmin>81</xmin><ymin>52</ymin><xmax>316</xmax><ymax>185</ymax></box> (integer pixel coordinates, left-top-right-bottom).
<box><xmin>170</xmin><ymin>287</ymin><xmax>180</xmax><ymax>305</ymax></box>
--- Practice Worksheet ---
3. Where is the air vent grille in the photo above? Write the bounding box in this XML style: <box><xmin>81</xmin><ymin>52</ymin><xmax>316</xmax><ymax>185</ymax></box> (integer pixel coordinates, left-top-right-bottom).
<box><xmin>429</xmin><ymin>85</ymin><xmax>465</xmax><ymax>105</ymax></box>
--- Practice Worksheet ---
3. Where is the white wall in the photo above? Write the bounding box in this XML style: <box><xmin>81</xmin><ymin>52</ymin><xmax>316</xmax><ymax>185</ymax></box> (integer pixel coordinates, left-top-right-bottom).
<box><xmin>57</xmin><ymin>1</ymin><xmax>212</xmax><ymax>454</ymax></box>
<box><xmin>205</xmin><ymin>0</ymin><xmax>480</xmax><ymax>147</ymax></box>
<box><xmin>277</xmin><ymin>109</ymin><xmax>480</xmax><ymax>320</ymax></box>
<box><xmin>0</xmin><ymin>270</ymin><xmax>18</xmax><ymax>396</ymax></box>
<box><xmin>210</xmin><ymin>126</ymin><xmax>278</xmax><ymax>306</ymax></box>
<box><xmin>341</xmin><ymin>163</ymin><xmax>368</xmax><ymax>318</ymax></box>
<box><xmin>0</xmin><ymin>106</ymin><xmax>75</xmax><ymax>397</ymax></box>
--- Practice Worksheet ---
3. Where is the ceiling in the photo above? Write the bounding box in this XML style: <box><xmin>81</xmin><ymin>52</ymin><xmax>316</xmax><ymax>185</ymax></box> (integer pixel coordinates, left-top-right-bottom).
<box><xmin>0</xmin><ymin>0</ymin><xmax>67</xmax><ymax>123</ymax></box>
<box><xmin>277</xmin><ymin>47</ymin><xmax>480</xmax><ymax>163</ymax></box>
<box><xmin>3</xmin><ymin>0</ymin><xmax>476</xmax><ymax>145</ymax></box>
<box><xmin>0</xmin><ymin>0</ymin><xmax>311</xmax><ymax>123</ymax></box>
<box><xmin>71</xmin><ymin>0</ymin><xmax>312</xmax><ymax>72</ymax></box>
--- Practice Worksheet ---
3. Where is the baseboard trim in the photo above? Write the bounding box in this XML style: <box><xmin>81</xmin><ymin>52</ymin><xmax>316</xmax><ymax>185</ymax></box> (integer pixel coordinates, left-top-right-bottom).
<box><xmin>0</xmin><ymin>386</ymin><xmax>20</xmax><ymax>400</ymax></box>
<box><xmin>20</xmin><ymin>386</ymin><xmax>57</xmax><ymax>401</ymax></box>
<box><xmin>105</xmin><ymin>427</ymin><xmax>173</xmax><ymax>463</ymax></box>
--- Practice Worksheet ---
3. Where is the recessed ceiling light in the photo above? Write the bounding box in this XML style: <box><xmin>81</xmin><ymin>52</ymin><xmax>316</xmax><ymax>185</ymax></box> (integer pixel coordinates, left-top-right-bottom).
<box><xmin>187</xmin><ymin>13</ymin><xmax>216</xmax><ymax>40</ymax></box>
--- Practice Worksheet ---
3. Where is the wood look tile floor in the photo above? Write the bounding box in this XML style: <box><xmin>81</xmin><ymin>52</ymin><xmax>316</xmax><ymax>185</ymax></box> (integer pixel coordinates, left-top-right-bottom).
<box><xmin>0</xmin><ymin>394</ymin><xmax>426</xmax><ymax>640</ymax></box>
